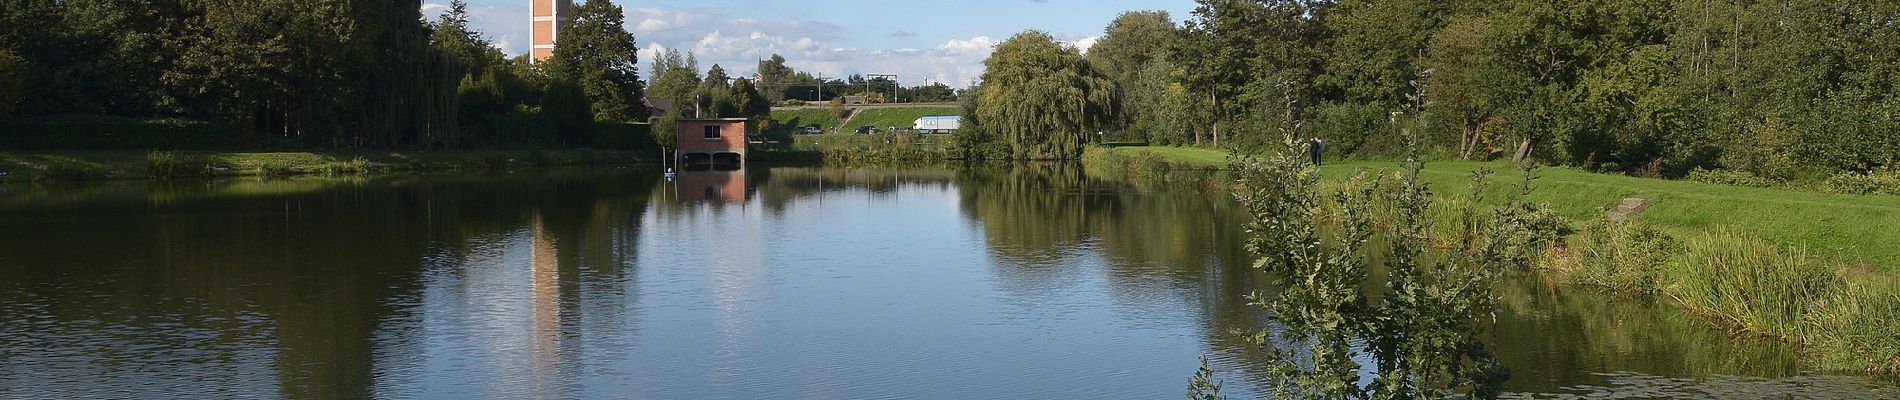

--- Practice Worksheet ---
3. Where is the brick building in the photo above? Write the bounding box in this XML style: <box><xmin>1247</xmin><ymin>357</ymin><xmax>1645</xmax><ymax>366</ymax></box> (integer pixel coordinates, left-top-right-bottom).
<box><xmin>676</xmin><ymin>118</ymin><xmax>750</xmax><ymax>166</ymax></box>
<box><xmin>530</xmin><ymin>0</ymin><xmax>574</xmax><ymax>62</ymax></box>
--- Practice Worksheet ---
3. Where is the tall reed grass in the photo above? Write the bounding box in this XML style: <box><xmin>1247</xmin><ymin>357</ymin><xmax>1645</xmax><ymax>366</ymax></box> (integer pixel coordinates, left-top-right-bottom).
<box><xmin>1542</xmin><ymin>222</ymin><xmax>1900</xmax><ymax>376</ymax></box>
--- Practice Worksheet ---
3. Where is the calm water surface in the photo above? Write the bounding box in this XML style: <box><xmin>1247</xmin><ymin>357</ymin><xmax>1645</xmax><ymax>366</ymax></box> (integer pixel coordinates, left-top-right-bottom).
<box><xmin>0</xmin><ymin>166</ymin><xmax>1892</xmax><ymax>399</ymax></box>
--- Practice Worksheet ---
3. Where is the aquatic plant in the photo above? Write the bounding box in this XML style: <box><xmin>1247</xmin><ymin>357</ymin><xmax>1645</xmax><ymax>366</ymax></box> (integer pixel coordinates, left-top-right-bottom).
<box><xmin>145</xmin><ymin>151</ymin><xmax>217</xmax><ymax>179</ymax></box>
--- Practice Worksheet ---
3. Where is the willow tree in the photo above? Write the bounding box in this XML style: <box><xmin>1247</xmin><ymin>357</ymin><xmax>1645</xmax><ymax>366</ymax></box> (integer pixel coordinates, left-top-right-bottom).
<box><xmin>976</xmin><ymin>30</ymin><xmax>1114</xmax><ymax>160</ymax></box>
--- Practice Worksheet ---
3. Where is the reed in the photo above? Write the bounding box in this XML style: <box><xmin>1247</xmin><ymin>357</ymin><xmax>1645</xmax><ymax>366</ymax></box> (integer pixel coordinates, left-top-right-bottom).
<box><xmin>1665</xmin><ymin>232</ymin><xmax>1840</xmax><ymax>341</ymax></box>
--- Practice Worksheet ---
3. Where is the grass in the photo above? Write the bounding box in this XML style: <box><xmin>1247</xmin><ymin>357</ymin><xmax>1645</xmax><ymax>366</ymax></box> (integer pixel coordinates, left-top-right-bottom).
<box><xmin>783</xmin><ymin>133</ymin><xmax>952</xmax><ymax>152</ymax></box>
<box><xmin>770</xmin><ymin>108</ymin><xmax>842</xmax><ymax>133</ymax></box>
<box><xmin>1102</xmin><ymin>145</ymin><xmax>1900</xmax><ymax>376</ymax></box>
<box><xmin>1102</xmin><ymin>145</ymin><xmax>1231</xmax><ymax>168</ymax></box>
<box><xmin>0</xmin><ymin>149</ymin><xmax>648</xmax><ymax>182</ymax></box>
<box><xmin>843</xmin><ymin>106</ymin><xmax>960</xmax><ymax>132</ymax></box>
<box><xmin>1110</xmin><ymin>146</ymin><xmax>1900</xmax><ymax>269</ymax></box>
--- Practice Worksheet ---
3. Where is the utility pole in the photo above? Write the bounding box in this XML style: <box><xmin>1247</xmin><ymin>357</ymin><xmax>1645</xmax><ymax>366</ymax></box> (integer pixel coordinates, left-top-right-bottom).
<box><xmin>816</xmin><ymin>74</ymin><xmax>825</xmax><ymax>102</ymax></box>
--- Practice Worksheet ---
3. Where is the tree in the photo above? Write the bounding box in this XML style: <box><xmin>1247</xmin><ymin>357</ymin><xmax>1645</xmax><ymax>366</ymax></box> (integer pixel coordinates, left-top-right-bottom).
<box><xmin>700</xmin><ymin>64</ymin><xmax>733</xmax><ymax>117</ymax></box>
<box><xmin>756</xmin><ymin>53</ymin><xmax>794</xmax><ymax>102</ymax></box>
<box><xmin>541</xmin><ymin>77</ymin><xmax>593</xmax><ymax>147</ymax></box>
<box><xmin>547</xmin><ymin>0</ymin><xmax>646</xmax><ymax>122</ymax></box>
<box><xmin>1321</xmin><ymin>0</ymin><xmax>1444</xmax><ymax>106</ymax></box>
<box><xmin>730</xmin><ymin>77</ymin><xmax>770</xmax><ymax>133</ymax></box>
<box><xmin>1087</xmin><ymin>11</ymin><xmax>1175</xmax><ymax>131</ymax></box>
<box><xmin>1423</xmin><ymin>14</ymin><xmax>1497</xmax><ymax>160</ymax></box>
<box><xmin>430</xmin><ymin>0</ymin><xmax>505</xmax><ymax>75</ymax></box>
<box><xmin>0</xmin><ymin>49</ymin><xmax>24</xmax><ymax>117</ymax></box>
<box><xmin>647</xmin><ymin>66</ymin><xmax>701</xmax><ymax>148</ymax></box>
<box><xmin>975</xmin><ymin>31</ymin><xmax>1114</xmax><ymax>160</ymax></box>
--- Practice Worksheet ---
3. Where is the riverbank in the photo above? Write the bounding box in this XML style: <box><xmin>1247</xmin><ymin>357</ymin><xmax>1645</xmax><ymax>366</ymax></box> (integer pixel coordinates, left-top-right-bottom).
<box><xmin>1094</xmin><ymin>145</ymin><xmax>1900</xmax><ymax>376</ymax></box>
<box><xmin>0</xmin><ymin>149</ymin><xmax>652</xmax><ymax>183</ymax></box>
<box><xmin>1101</xmin><ymin>145</ymin><xmax>1900</xmax><ymax>268</ymax></box>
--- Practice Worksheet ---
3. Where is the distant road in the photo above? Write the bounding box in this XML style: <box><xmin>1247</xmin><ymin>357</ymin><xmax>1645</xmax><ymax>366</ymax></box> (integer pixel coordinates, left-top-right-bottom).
<box><xmin>774</xmin><ymin>102</ymin><xmax>958</xmax><ymax>110</ymax></box>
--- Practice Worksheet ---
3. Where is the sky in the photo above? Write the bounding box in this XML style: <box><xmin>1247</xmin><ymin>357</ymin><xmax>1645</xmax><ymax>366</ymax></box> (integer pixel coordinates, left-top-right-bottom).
<box><xmin>429</xmin><ymin>0</ymin><xmax>1199</xmax><ymax>88</ymax></box>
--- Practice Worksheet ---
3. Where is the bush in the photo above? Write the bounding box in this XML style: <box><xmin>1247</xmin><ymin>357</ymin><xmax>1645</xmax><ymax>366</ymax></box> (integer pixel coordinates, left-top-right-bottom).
<box><xmin>1544</xmin><ymin>219</ymin><xmax>1681</xmax><ymax>294</ymax></box>
<box><xmin>319</xmin><ymin>157</ymin><xmax>374</xmax><ymax>176</ymax></box>
<box><xmin>1821</xmin><ymin>168</ymin><xmax>1900</xmax><ymax>196</ymax></box>
<box><xmin>30</xmin><ymin>163</ymin><xmax>107</xmax><ymax>183</ymax></box>
<box><xmin>256</xmin><ymin>161</ymin><xmax>297</xmax><ymax>178</ymax></box>
<box><xmin>1685</xmin><ymin>168</ymin><xmax>1776</xmax><ymax>188</ymax></box>
<box><xmin>588</xmin><ymin>121</ymin><xmax>654</xmax><ymax>150</ymax></box>
<box><xmin>1306</xmin><ymin>102</ymin><xmax>1394</xmax><ymax>158</ymax></box>
<box><xmin>473</xmin><ymin>152</ymin><xmax>509</xmax><ymax>170</ymax></box>
<box><xmin>146</xmin><ymin>151</ymin><xmax>216</xmax><ymax>179</ymax></box>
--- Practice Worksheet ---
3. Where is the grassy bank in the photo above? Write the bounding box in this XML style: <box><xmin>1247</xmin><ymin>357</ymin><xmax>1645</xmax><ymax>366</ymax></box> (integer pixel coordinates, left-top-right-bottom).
<box><xmin>770</xmin><ymin>108</ymin><xmax>843</xmax><ymax>133</ymax></box>
<box><xmin>0</xmin><ymin>149</ymin><xmax>648</xmax><ymax>183</ymax></box>
<box><xmin>845</xmin><ymin>107</ymin><xmax>960</xmax><ymax>131</ymax></box>
<box><xmin>1099</xmin><ymin>145</ymin><xmax>1900</xmax><ymax>376</ymax></box>
<box><xmin>1109</xmin><ymin>146</ymin><xmax>1900</xmax><ymax>269</ymax></box>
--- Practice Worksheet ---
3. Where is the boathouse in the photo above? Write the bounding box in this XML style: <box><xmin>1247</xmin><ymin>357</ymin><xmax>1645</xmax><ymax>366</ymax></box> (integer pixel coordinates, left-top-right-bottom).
<box><xmin>677</xmin><ymin>118</ymin><xmax>749</xmax><ymax>166</ymax></box>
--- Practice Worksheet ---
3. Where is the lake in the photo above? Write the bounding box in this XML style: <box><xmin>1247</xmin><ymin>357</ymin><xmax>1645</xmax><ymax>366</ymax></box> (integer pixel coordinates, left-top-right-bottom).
<box><xmin>0</xmin><ymin>165</ymin><xmax>1892</xmax><ymax>399</ymax></box>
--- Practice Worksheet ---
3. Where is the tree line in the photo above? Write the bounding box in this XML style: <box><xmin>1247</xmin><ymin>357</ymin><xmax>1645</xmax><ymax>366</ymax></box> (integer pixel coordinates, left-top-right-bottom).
<box><xmin>0</xmin><ymin>0</ymin><xmax>777</xmax><ymax>151</ymax></box>
<box><xmin>959</xmin><ymin>0</ymin><xmax>1900</xmax><ymax>179</ymax></box>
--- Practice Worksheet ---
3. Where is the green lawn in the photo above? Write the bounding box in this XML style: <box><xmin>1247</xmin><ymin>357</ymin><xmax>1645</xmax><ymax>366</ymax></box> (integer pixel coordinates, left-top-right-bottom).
<box><xmin>844</xmin><ymin>107</ymin><xmax>960</xmax><ymax>132</ymax></box>
<box><xmin>1110</xmin><ymin>145</ymin><xmax>1900</xmax><ymax>270</ymax></box>
<box><xmin>770</xmin><ymin>108</ymin><xmax>842</xmax><ymax>133</ymax></box>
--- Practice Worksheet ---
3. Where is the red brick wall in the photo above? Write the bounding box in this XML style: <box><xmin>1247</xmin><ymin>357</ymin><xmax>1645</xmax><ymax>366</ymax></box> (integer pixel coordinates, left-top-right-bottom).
<box><xmin>677</xmin><ymin>120</ymin><xmax>748</xmax><ymax>156</ymax></box>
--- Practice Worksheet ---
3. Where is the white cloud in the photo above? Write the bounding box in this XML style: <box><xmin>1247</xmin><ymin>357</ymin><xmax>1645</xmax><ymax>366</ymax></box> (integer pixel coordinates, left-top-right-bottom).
<box><xmin>450</xmin><ymin>4</ymin><xmax>999</xmax><ymax>87</ymax></box>
<box><xmin>1068</xmin><ymin>36</ymin><xmax>1100</xmax><ymax>54</ymax></box>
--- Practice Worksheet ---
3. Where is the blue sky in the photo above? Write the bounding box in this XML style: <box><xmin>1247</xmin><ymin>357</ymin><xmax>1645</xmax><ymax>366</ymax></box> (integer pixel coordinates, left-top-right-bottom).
<box><xmin>434</xmin><ymin>0</ymin><xmax>1198</xmax><ymax>87</ymax></box>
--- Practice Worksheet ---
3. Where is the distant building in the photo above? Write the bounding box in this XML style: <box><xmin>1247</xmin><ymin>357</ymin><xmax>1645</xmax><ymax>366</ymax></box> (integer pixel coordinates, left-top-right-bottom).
<box><xmin>644</xmin><ymin>97</ymin><xmax>674</xmax><ymax>118</ymax></box>
<box><xmin>841</xmin><ymin>96</ymin><xmax>870</xmax><ymax>105</ymax></box>
<box><xmin>530</xmin><ymin>0</ymin><xmax>574</xmax><ymax>63</ymax></box>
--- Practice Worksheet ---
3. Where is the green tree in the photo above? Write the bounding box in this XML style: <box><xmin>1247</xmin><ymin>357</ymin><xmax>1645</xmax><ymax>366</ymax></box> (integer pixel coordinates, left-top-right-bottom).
<box><xmin>430</xmin><ymin>0</ymin><xmax>505</xmax><ymax>75</ymax></box>
<box><xmin>1087</xmin><ymin>11</ymin><xmax>1175</xmax><ymax>131</ymax></box>
<box><xmin>975</xmin><ymin>31</ymin><xmax>1114</xmax><ymax>160</ymax></box>
<box><xmin>647</xmin><ymin>65</ymin><xmax>701</xmax><ymax>148</ymax></box>
<box><xmin>547</xmin><ymin>0</ymin><xmax>646</xmax><ymax>122</ymax></box>
<box><xmin>0</xmin><ymin>48</ymin><xmax>24</xmax><ymax>117</ymax></box>
<box><xmin>756</xmin><ymin>54</ymin><xmax>794</xmax><ymax>102</ymax></box>
<box><xmin>1423</xmin><ymin>14</ymin><xmax>1498</xmax><ymax>160</ymax></box>
<box><xmin>700</xmin><ymin>64</ymin><xmax>734</xmax><ymax>117</ymax></box>
<box><xmin>1321</xmin><ymin>0</ymin><xmax>1444</xmax><ymax>106</ymax></box>
<box><xmin>730</xmin><ymin>77</ymin><xmax>770</xmax><ymax>133</ymax></box>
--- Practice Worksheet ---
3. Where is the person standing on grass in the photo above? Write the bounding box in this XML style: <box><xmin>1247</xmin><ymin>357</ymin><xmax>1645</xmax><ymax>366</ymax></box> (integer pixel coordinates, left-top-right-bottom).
<box><xmin>1308</xmin><ymin>136</ymin><xmax>1326</xmax><ymax>166</ymax></box>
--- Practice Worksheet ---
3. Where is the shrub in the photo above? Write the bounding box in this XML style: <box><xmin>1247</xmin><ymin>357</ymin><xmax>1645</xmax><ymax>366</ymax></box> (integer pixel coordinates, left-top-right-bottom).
<box><xmin>1543</xmin><ymin>219</ymin><xmax>1681</xmax><ymax>294</ymax></box>
<box><xmin>473</xmin><ymin>152</ymin><xmax>509</xmax><ymax>170</ymax></box>
<box><xmin>1685</xmin><ymin>168</ymin><xmax>1776</xmax><ymax>188</ymax></box>
<box><xmin>256</xmin><ymin>161</ymin><xmax>297</xmax><ymax>178</ymax></box>
<box><xmin>146</xmin><ymin>151</ymin><xmax>216</xmax><ymax>179</ymax></box>
<box><xmin>319</xmin><ymin>157</ymin><xmax>374</xmax><ymax>176</ymax></box>
<box><xmin>31</xmin><ymin>163</ymin><xmax>107</xmax><ymax>183</ymax></box>
<box><xmin>1821</xmin><ymin>168</ymin><xmax>1900</xmax><ymax>196</ymax></box>
<box><xmin>588</xmin><ymin>121</ymin><xmax>654</xmax><ymax>150</ymax></box>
